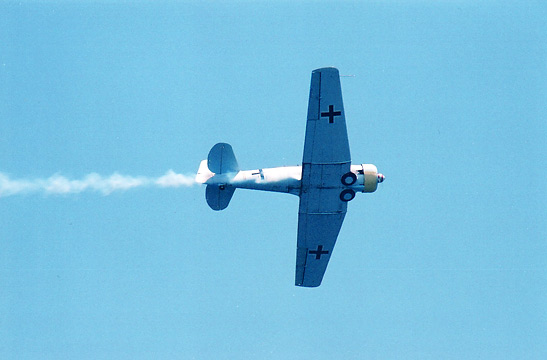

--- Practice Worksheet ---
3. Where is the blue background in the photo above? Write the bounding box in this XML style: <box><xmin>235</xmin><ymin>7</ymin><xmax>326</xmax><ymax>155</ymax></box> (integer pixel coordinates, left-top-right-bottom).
<box><xmin>1</xmin><ymin>1</ymin><xmax>545</xmax><ymax>358</ymax></box>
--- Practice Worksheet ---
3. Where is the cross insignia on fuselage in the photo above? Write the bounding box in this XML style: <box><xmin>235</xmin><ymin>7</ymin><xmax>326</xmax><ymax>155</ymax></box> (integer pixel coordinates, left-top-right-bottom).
<box><xmin>309</xmin><ymin>245</ymin><xmax>329</xmax><ymax>260</ymax></box>
<box><xmin>321</xmin><ymin>105</ymin><xmax>342</xmax><ymax>124</ymax></box>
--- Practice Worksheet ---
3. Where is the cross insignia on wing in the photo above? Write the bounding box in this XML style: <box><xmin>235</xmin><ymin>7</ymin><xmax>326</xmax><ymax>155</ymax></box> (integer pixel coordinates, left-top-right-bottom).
<box><xmin>309</xmin><ymin>245</ymin><xmax>329</xmax><ymax>260</ymax></box>
<box><xmin>321</xmin><ymin>105</ymin><xmax>342</xmax><ymax>124</ymax></box>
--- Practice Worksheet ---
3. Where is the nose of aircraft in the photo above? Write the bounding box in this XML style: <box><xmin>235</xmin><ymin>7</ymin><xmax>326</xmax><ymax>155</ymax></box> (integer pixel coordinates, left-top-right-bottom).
<box><xmin>377</xmin><ymin>173</ymin><xmax>385</xmax><ymax>183</ymax></box>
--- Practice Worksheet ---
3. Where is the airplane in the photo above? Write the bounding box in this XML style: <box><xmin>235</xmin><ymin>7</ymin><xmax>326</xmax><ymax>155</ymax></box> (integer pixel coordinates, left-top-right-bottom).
<box><xmin>195</xmin><ymin>67</ymin><xmax>385</xmax><ymax>287</ymax></box>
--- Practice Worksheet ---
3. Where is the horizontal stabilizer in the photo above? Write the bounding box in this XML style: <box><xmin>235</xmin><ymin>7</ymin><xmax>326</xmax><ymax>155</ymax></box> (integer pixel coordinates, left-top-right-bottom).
<box><xmin>208</xmin><ymin>143</ymin><xmax>239</xmax><ymax>174</ymax></box>
<box><xmin>206</xmin><ymin>184</ymin><xmax>235</xmax><ymax>211</ymax></box>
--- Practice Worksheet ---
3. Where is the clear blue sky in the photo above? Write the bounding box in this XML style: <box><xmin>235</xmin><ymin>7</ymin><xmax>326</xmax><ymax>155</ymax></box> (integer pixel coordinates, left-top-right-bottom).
<box><xmin>1</xmin><ymin>1</ymin><xmax>546</xmax><ymax>359</ymax></box>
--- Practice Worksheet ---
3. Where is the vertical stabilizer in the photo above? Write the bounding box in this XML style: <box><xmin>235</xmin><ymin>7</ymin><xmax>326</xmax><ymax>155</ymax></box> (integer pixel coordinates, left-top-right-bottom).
<box><xmin>195</xmin><ymin>160</ymin><xmax>214</xmax><ymax>184</ymax></box>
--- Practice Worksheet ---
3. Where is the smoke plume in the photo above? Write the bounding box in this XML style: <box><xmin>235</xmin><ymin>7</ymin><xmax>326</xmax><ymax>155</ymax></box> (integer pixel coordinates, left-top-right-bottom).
<box><xmin>0</xmin><ymin>170</ymin><xmax>196</xmax><ymax>197</ymax></box>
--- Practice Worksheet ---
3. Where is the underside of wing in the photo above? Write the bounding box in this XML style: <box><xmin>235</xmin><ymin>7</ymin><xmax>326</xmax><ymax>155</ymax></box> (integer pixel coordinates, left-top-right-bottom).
<box><xmin>295</xmin><ymin>67</ymin><xmax>351</xmax><ymax>287</ymax></box>
<box><xmin>296</xmin><ymin>196</ymin><xmax>346</xmax><ymax>287</ymax></box>
<box><xmin>303</xmin><ymin>67</ymin><xmax>351</xmax><ymax>165</ymax></box>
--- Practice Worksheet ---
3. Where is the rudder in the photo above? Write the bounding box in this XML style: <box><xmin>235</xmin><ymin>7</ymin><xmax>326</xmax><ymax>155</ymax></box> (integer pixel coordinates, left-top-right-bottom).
<box><xmin>195</xmin><ymin>159</ymin><xmax>214</xmax><ymax>184</ymax></box>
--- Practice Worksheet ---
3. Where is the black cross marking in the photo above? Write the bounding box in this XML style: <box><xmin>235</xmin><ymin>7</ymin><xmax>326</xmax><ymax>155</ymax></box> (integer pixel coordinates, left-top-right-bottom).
<box><xmin>251</xmin><ymin>169</ymin><xmax>265</xmax><ymax>180</ymax></box>
<box><xmin>309</xmin><ymin>245</ymin><xmax>329</xmax><ymax>260</ymax></box>
<box><xmin>321</xmin><ymin>105</ymin><xmax>342</xmax><ymax>124</ymax></box>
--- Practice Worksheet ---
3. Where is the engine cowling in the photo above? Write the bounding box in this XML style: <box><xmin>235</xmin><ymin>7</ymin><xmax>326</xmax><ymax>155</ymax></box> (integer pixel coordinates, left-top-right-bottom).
<box><xmin>350</xmin><ymin>164</ymin><xmax>383</xmax><ymax>193</ymax></box>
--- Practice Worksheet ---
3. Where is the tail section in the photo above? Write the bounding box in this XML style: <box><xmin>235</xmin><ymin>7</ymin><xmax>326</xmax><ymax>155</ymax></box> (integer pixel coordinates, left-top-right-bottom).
<box><xmin>195</xmin><ymin>160</ymin><xmax>214</xmax><ymax>184</ymax></box>
<box><xmin>206</xmin><ymin>184</ymin><xmax>235</xmax><ymax>211</ymax></box>
<box><xmin>198</xmin><ymin>143</ymin><xmax>239</xmax><ymax>210</ymax></box>
<box><xmin>207</xmin><ymin>143</ymin><xmax>239</xmax><ymax>174</ymax></box>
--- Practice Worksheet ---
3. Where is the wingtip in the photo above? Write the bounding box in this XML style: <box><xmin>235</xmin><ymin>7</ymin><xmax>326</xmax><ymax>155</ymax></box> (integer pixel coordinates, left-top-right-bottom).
<box><xmin>296</xmin><ymin>284</ymin><xmax>321</xmax><ymax>288</ymax></box>
<box><xmin>295</xmin><ymin>280</ymin><xmax>322</xmax><ymax>288</ymax></box>
<box><xmin>313</xmin><ymin>67</ymin><xmax>339</xmax><ymax>74</ymax></box>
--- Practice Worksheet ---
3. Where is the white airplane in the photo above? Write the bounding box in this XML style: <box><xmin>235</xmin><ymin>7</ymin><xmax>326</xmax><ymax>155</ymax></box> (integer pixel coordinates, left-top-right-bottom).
<box><xmin>196</xmin><ymin>67</ymin><xmax>385</xmax><ymax>287</ymax></box>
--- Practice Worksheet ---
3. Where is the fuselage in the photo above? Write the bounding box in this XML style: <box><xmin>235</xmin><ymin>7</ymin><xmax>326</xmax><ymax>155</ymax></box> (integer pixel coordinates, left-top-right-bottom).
<box><xmin>205</xmin><ymin>164</ymin><xmax>383</xmax><ymax>196</ymax></box>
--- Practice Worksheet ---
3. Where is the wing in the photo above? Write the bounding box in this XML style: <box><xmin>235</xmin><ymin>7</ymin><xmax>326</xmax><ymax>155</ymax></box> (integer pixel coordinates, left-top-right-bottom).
<box><xmin>302</xmin><ymin>67</ymin><xmax>350</xmax><ymax>165</ymax></box>
<box><xmin>295</xmin><ymin>67</ymin><xmax>351</xmax><ymax>287</ymax></box>
<box><xmin>295</xmin><ymin>200</ymin><xmax>347</xmax><ymax>287</ymax></box>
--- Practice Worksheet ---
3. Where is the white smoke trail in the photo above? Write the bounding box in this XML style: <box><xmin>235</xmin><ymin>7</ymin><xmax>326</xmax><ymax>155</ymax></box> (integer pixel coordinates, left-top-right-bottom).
<box><xmin>0</xmin><ymin>170</ymin><xmax>196</xmax><ymax>197</ymax></box>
